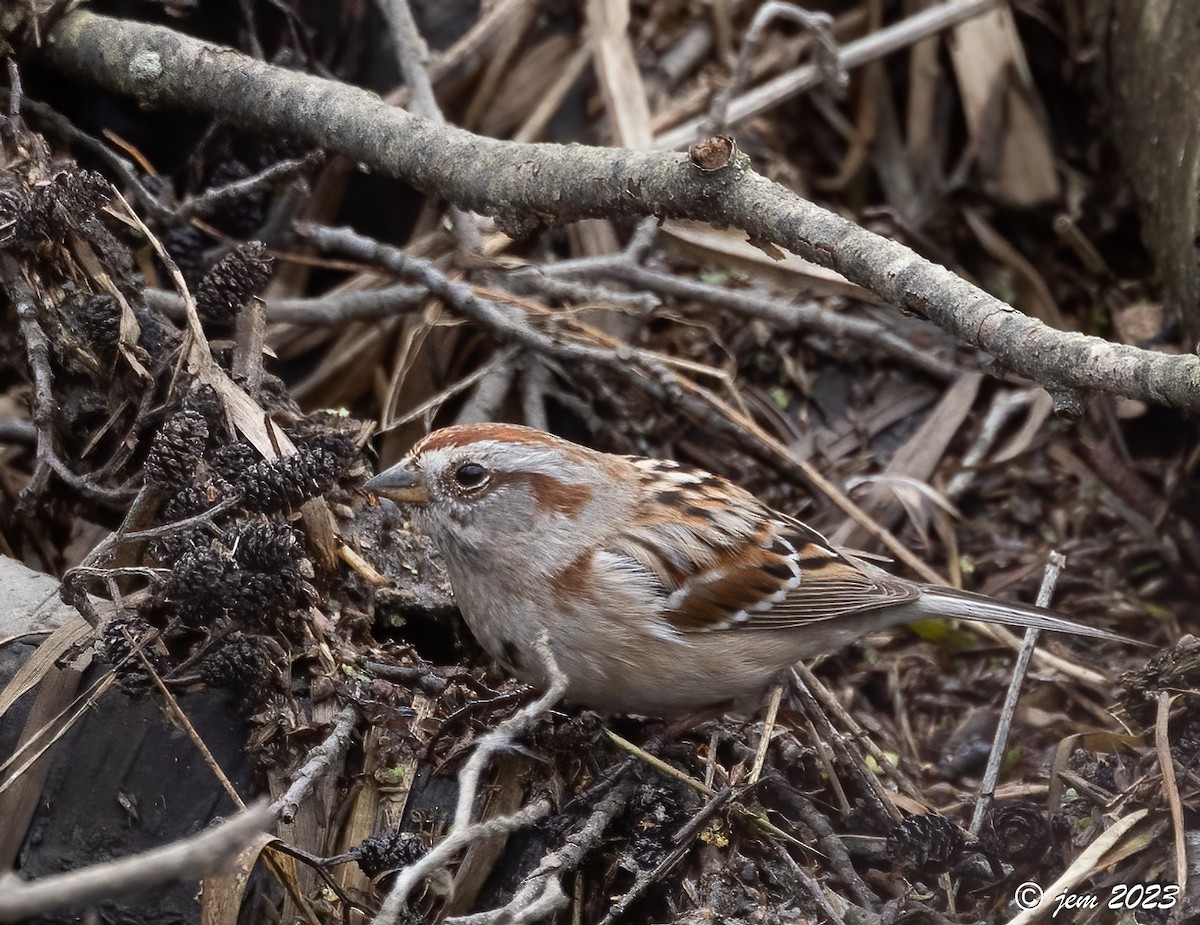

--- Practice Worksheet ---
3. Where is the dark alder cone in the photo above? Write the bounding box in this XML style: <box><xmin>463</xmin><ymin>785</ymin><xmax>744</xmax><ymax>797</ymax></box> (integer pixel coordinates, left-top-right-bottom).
<box><xmin>1120</xmin><ymin>636</ymin><xmax>1200</xmax><ymax>726</ymax></box>
<box><xmin>148</xmin><ymin>524</ymin><xmax>213</xmax><ymax>567</ymax></box>
<box><xmin>300</xmin><ymin>431</ymin><xmax>357</xmax><ymax>468</ymax></box>
<box><xmin>163</xmin><ymin>481</ymin><xmax>227</xmax><ymax>522</ymax></box>
<box><xmin>170</xmin><ymin>542</ymin><xmax>233</xmax><ymax>590</ymax></box>
<box><xmin>230</xmin><ymin>521</ymin><xmax>303</xmax><ymax>569</ymax></box>
<box><xmin>194</xmin><ymin>241</ymin><xmax>275</xmax><ymax>325</ymax></box>
<box><xmin>231</xmin><ymin>571</ymin><xmax>297</xmax><ymax>626</ymax></box>
<box><xmin>50</xmin><ymin>170</ymin><xmax>112</xmax><ymax>224</ymax></box>
<box><xmin>200</xmin><ymin>633</ymin><xmax>273</xmax><ymax>701</ymax></box>
<box><xmin>351</xmin><ymin>832</ymin><xmax>427</xmax><ymax>879</ymax></box>
<box><xmin>887</xmin><ymin>814</ymin><xmax>967</xmax><ymax>876</ymax></box>
<box><xmin>79</xmin><ymin>293</ymin><xmax>121</xmax><ymax>360</ymax></box>
<box><xmin>165</xmin><ymin>543</ymin><xmax>238</xmax><ymax>621</ymax></box>
<box><xmin>1</xmin><ymin>171</ymin><xmax>112</xmax><ymax>246</ymax></box>
<box><xmin>300</xmin><ymin>429</ymin><xmax>355</xmax><ymax>458</ymax></box>
<box><xmin>979</xmin><ymin>802</ymin><xmax>1050</xmax><ymax>864</ymax></box>
<box><xmin>235</xmin><ymin>444</ymin><xmax>349</xmax><ymax>514</ymax></box>
<box><xmin>210</xmin><ymin>441</ymin><xmax>260</xmax><ymax>482</ymax></box>
<box><xmin>225</xmin><ymin>522</ymin><xmax>305</xmax><ymax>624</ymax></box>
<box><xmin>0</xmin><ymin>186</ymin><xmax>26</xmax><ymax>246</ymax></box>
<box><xmin>98</xmin><ymin>616</ymin><xmax>161</xmax><ymax>696</ymax></box>
<box><xmin>145</xmin><ymin>410</ymin><xmax>210</xmax><ymax>491</ymax></box>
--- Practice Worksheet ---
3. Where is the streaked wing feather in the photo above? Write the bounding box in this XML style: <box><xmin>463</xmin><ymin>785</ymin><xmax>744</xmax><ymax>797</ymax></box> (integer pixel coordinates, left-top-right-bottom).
<box><xmin>611</xmin><ymin>461</ymin><xmax>919</xmax><ymax>634</ymax></box>
<box><xmin>666</xmin><ymin>538</ymin><xmax>917</xmax><ymax>631</ymax></box>
<box><xmin>754</xmin><ymin>575</ymin><xmax>917</xmax><ymax>626</ymax></box>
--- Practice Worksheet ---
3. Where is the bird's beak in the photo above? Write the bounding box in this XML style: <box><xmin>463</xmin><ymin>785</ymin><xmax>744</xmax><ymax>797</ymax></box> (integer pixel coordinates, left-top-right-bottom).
<box><xmin>364</xmin><ymin>461</ymin><xmax>430</xmax><ymax>504</ymax></box>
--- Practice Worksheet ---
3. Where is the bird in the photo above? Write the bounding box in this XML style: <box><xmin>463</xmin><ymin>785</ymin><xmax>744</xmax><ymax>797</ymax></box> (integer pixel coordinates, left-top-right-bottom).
<box><xmin>364</xmin><ymin>423</ymin><xmax>1136</xmax><ymax>715</ymax></box>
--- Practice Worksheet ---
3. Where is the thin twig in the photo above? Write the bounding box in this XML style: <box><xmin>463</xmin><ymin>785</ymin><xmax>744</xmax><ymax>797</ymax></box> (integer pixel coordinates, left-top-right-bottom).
<box><xmin>271</xmin><ymin>705</ymin><xmax>360</xmax><ymax>823</ymax></box>
<box><xmin>446</xmin><ymin>778</ymin><xmax>638</xmax><ymax>925</ymax></box>
<box><xmin>381</xmin><ymin>0</ymin><xmax>439</xmax><ymax>121</ymax></box>
<box><xmin>0</xmin><ymin>418</ymin><xmax>37</xmax><ymax>445</ymax></box>
<box><xmin>145</xmin><ymin>283</ymin><xmax>427</xmax><ymax>326</ymax></box>
<box><xmin>792</xmin><ymin>663</ymin><xmax>924</xmax><ymax>805</ymax></box>
<box><xmin>769</xmin><ymin>841</ymin><xmax>875</xmax><ymax>925</ymax></box>
<box><xmin>455</xmin><ymin>364</ymin><xmax>517</xmax><ymax>425</ymax></box>
<box><xmin>944</xmin><ymin>388</ymin><xmax>1040</xmax><ymax>499</ymax></box>
<box><xmin>606</xmin><ymin>729</ymin><xmax>713</xmax><ymax>798</ymax></box>
<box><xmin>604</xmin><ymin>729</ymin><xmax>810</xmax><ymax>852</ymax></box>
<box><xmin>749</xmin><ymin>684</ymin><xmax>782</xmax><ymax>786</ymax></box>
<box><xmin>119</xmin><ymin>493</ymin><xmax>243</xmax><ymax>541</ymax></box>
<box><xmin>375</xmin><ymin>801</ymin><xmax>553</xmax><ymax>925</ymax></box>
<box><xmin>498</xmin><ymin>270</ymin><xmax>660</xmax><ymax>313</ymax></box>
<box><xmin>517</xmin><ymin>360</ymin><xmax>551</xmax><ymax>431</ymax></box>
<box><xmin>177</xmin><ymin>153</ymin><xmax>323</xmax><ymax>221</ymax></box>
<box><xmin>5</xmin><ymin>57</ymin><xmax>22</xmax><ymax>118</ymax></box>
<box><xmin>6</xmin><ymin>268</ymin><xmax>134</xmax><ymax>505</ymax></box>
<box><xmin>597</xmin><ymin>786</ymin><xmax>736</xmax><ymax>925</ymax></box>
<box><xmin>542</xmin><ymin>256</ymin><xmax>962</xmax><ymax>381</ymax></box>
<box><xmin>0</xmin><ymin>674</ymin><xmax>117</xmax><ymax>794</ymax></box>
<box><xmin>384</xmin><ymin>347</ymin><xmax>520</xmax><ymax>432</ymax></box>
<box><xmin>968</xmin><ymin>552</ymin><xmax>1064</xmax><ymax>835</ymax></box>
<box><xmin>1154</xmin><ymin>691</ymin><xmax>1187</xmax><ymax>901</ymax></box>
<box><xmin>380</xmin><ymin>0</ymin><xmax>480</xmax><ymax>252</ymax></box>
<box><xmin>658</xmin><ymin>0</ymin><xmax>1001</xmax><ymax>148</ymax></box>
<box><xmin>131</xmin><ymin>643</ymin><xmax>248</xmax><ymax>808</ymax></box>
<box><xmin>774</xmin><ymin>784</ymin><xmax>880</xmax><ymax>911</ymax></box>
<box><xmin>374</xmin><ymin>634</ymin><xmax>566</xmax><ymax>924</ymax></box>
<box><xmin>360</xmin><ymin>659</ymin><xmax>449</xmax><ymax>695</ymax></box>
<box><xmin>706</xmin><ymin>1</ymin><xmax>844</xmax><ymax>135</ymax></box>
<box><xmin>7</xmin><ymin>93</ymin><xmax>172</xmax><ymax>220</ymax></box>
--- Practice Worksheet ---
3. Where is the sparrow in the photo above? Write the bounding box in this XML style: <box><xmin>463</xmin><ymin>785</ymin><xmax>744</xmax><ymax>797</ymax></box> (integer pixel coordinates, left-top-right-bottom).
<box><xmin>364</xmin><ymin>423</ymin><xmax>1135</xmax><ymax>714</ymax></box>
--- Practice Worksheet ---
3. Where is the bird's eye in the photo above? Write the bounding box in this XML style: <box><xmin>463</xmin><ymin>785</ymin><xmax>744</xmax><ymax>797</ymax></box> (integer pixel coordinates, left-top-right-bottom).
<box><xmin>453</xmin><ymin>462</ymin><xmax>490</xmax><ymax>491</ymax></box>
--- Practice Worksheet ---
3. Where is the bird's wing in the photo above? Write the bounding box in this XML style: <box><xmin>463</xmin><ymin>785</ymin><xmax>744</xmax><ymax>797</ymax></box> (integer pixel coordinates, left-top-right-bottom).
<box><xmin>600</xmin><ymin>460</ymin><xmax>917</xmax><ymax>633</ymax></box>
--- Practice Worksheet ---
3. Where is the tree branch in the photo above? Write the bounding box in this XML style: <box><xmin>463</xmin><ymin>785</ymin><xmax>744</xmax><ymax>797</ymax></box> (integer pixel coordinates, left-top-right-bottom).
<box><xmin>0</xmin><ymin>803</ymin><xmax>272</xmax><ymax>924</ymax></box>
<box><xmin>41</xmin><ymin>10</ymin><xmax>1200</xmax><ymax>410</ymax></box>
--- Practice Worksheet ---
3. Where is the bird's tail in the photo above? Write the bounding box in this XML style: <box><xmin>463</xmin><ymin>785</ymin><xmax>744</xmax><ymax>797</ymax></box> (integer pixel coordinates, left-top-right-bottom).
<box><xmin>913</xmin><ymin>587</ymin><xmax>1145</xmax><ymax>646</ymax></box>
